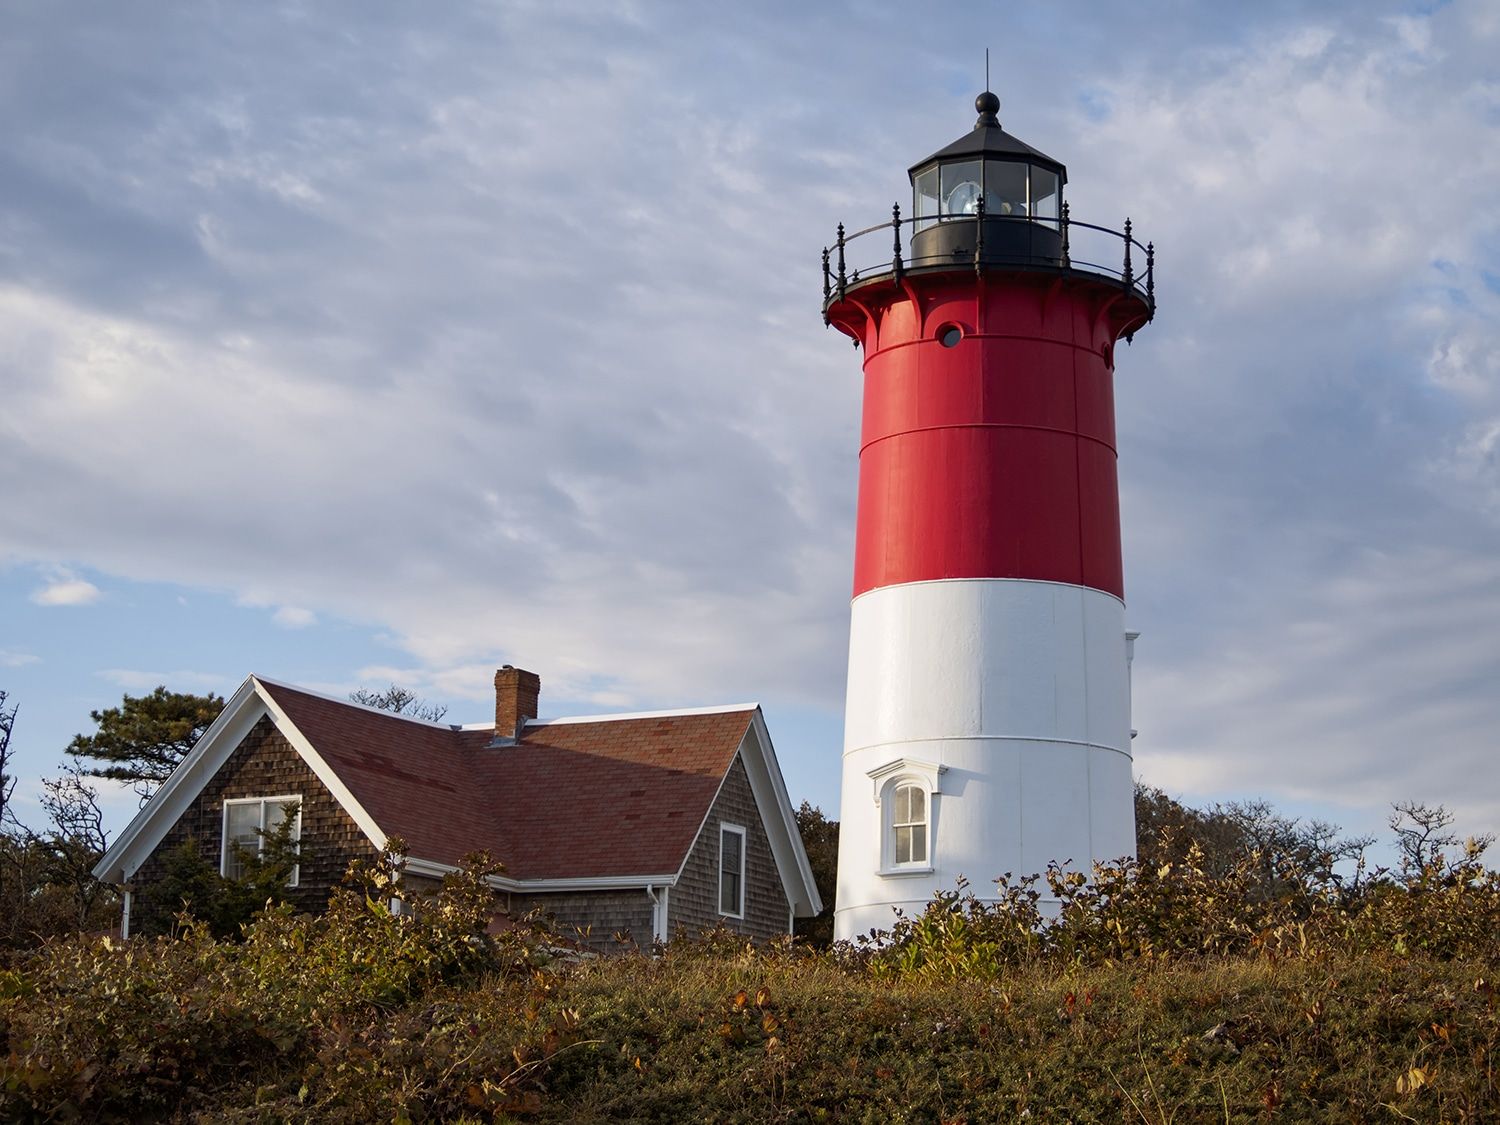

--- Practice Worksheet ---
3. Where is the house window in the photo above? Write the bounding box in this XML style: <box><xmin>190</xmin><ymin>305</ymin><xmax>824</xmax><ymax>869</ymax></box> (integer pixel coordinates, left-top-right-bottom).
<box><xmin>719</xmin><ymin>823</ymin><xmax>746</xmax><ymax>918</ymax></box>
<box><xmin>221</xmin><ymin>795</ymin><xmax>302</xmax><ymax>885</ymax></box>
<box><xmin>891</xmin><ymin>782</ymin><xmax>928</xmax><ymax>866</ymax></box>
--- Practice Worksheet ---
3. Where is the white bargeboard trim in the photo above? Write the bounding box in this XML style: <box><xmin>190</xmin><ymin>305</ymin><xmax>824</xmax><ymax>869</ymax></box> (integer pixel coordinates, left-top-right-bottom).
<box><xmin>91</xmin><ymin>675</ymin><xmax>388</xmax><ymax>885</ymax></box>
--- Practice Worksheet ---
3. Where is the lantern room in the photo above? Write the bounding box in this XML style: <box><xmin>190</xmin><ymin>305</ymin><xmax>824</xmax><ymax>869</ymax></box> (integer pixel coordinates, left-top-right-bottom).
<box><xmin>908</xmin><ymin>91</ymin><xmax>1067</xmax><ymax>267</ymax></box>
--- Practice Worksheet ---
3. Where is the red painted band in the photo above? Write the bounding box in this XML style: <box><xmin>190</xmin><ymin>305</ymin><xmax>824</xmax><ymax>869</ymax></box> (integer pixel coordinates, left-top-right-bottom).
<box><xmin>832</xmin><ymin>272</ymin><xmax>1130</xmax><ymax>600</ymax></box>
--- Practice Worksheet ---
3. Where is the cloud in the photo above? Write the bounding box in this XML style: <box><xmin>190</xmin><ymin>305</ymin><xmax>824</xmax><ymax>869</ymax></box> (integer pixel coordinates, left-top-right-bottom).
<box><xmin>271</xmin><ymin>606</ymin><xmax>317</xmax><ymax>629</ymax></box>
<box><xmin>0</xmin><ymin>650</ymin><xmax>41</xmax><ymax>668</ymax></box>
<box><xmin>0</xmin><ymin>2</ymin><xmax>1497</xmax><ymax>832</ymax></box>
<box><xmin>29</xmin><ymin>569</ymin><xmax>101</xmax><ymax>606</ymax></box>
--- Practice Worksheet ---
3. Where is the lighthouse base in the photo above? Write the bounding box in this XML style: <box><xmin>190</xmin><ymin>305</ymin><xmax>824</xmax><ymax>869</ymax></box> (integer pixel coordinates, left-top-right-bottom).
<box><xmin>833</xmin><ymin>577</ymin><xmax>1136</xmax><ymax>944</ymax></box>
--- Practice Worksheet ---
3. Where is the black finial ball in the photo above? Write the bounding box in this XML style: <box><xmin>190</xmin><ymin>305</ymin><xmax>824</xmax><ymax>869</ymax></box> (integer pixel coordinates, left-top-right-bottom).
<box><xmin>976</xmin><ymin>91</ymin><xmax>1000</xmax><ymax>116</ymax></box>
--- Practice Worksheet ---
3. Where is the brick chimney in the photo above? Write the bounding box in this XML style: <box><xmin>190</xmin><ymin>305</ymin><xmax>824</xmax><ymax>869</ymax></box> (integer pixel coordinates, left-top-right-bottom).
<box><xmin>493</xmin><ymin>665</ymin><xmax>540</xmax><ymax>743</ymax></box>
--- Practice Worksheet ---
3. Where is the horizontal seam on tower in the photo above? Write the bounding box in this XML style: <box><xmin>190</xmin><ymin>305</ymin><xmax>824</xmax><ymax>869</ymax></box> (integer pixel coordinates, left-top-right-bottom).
<box><xmin>849</xmin><ymin>576</ymin><xmax>1126</xmax><ymax>608</ymax></box>
<box><xmin>843</xmin><ymin>737</ymin><xmax>1133</xmax><ymax>759</ymax></box>
<box><xmin>866</xmin><ymin>333</ymin><xmax>1105</xmax><ymax>360</ymax></box>
<box><xmin>860</xmin><ymin>421</ymin><xmax>1117</xmax><ymax>458</ymax></box>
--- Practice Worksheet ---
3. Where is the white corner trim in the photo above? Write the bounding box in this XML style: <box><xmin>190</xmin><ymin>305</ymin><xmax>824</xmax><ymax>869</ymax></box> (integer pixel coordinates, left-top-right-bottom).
<box><xmin>739</xmin><ymin>709</ymin><xmax>824</xmax><ymax>918</ymax></box>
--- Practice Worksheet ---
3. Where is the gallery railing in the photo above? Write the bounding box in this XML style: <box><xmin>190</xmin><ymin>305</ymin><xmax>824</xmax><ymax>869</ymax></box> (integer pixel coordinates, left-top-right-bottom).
<box><xmin>822</xmin><ymin>201</ymin><xmax>1154</xmax><ymax>319</ymax></box>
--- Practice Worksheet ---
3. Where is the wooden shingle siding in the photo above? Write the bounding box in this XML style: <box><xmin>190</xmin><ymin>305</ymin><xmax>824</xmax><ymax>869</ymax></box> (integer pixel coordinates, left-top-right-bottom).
<box><xmin>670</xmin><ymin>753</ymin><xmax>790</xmax><ymax>942</ymax></box>
<box><xmin>131</xmin><ymin>715</ymin><xmax>379</xmax><ymax>933</ymax></box>
<box><xmin>510</xmin><ymin>890</ymin><xmax>654</xmax><ymax>953</ymax></box>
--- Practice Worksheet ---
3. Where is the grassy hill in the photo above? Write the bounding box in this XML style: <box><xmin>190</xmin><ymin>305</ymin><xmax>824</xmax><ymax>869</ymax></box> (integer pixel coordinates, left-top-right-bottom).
<box><xmin>3</xmin><ymin>847</ymin><xmax>1499</xmax><ymax>1122</ymax></box>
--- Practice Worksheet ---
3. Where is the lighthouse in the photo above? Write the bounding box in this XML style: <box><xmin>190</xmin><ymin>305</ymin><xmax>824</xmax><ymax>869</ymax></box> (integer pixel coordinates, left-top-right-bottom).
<box><xmin>824</xmin><ymin>93</ymin><xmax>1155</xmax><ymax>941</ymax></box>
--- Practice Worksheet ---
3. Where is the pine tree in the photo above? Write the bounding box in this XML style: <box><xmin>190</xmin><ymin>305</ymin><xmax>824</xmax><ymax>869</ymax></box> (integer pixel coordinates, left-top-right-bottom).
<box><xmin>66</xmin><ymin>687</ymin><xmax>225</xmax><ymax>801</ymax></box>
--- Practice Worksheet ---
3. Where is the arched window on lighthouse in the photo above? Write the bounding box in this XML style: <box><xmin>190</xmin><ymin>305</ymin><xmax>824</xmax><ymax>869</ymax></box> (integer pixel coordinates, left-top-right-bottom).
<box><xmin>868</xmin><ymin>758</ymin><xmax>945</xmax><ymax>875</ymax></box>
<box><xmin>891</xmin><ymin>783</ymin><xmax>928</xmax><ymax>865</ymax></box>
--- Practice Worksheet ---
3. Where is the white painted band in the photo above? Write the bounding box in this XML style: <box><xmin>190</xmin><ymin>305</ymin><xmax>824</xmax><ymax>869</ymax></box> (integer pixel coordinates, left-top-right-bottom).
<box><xmin>835</xmin><ymin>577</ymin><xmax>1137</xmax><ymax>944</ymax></box>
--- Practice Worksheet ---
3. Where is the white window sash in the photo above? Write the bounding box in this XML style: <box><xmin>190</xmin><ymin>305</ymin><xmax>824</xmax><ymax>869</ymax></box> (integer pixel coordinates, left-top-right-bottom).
<box><xmin>882</xmin><ymin>778</ymin><xmax>934</xmax><ymax>872</ymax></box>
<box><xmin>221</xmin><ymin>795</ymin><xmax>303</xmax><ymax>887</ymax></box>
<box><xmin>718</xmin><ymin>823</ymin><xmax>747</xmax><ymax>919</ymax></box>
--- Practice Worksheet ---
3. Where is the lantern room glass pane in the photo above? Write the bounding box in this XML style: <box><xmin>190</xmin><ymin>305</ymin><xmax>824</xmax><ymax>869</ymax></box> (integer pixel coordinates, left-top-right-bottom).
<box><xmin>914</xmin><ymin>165</ymin><xmax>938</xmax><ymax>232</ymax></box>
<box><xmin>1031</xmin><ymin>166</ymin><xmax>1060</xmax><ymax>222</ymax></box>
<box><xmin>940</xmin><ymin>160</ymin><xmax>982</xmax><ymax>216</ymax></box>
<box><xmin>984</xmin><ymin>160</ymin><xmax>1029</xmax><ymax>217</ymax></box>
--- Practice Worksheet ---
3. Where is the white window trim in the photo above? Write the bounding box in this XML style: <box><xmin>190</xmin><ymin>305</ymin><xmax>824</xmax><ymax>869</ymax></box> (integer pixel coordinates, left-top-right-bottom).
<box><xmin>718</xmin><ymin>823</ymin><xmax>747</xmax><ymax>919</ymax></box>
<box><xmin>890</xmin><ymin>780</ymin><xmax>930</xmax><ymax>867</ymax></box>
<box><xmin>867</xmin><ymin>759</ymin><xmax>946</xmax><ymax>878</ymax></box>
<box><xmin>221</xmin><ymin>795</ymin><xmax>303</xmax><ymax>887</ymax></box>
<box><xmin>877</xmin><ymin>776</ymin><xmax>935</xmax><ymax>876</ymax></box>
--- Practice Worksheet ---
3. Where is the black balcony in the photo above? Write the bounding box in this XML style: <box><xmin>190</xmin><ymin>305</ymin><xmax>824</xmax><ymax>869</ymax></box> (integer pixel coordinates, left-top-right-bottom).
<box><xmin>822</xmin><ymin>203</ymin><xmax>1154</xmax><ymax>325</ymax></box>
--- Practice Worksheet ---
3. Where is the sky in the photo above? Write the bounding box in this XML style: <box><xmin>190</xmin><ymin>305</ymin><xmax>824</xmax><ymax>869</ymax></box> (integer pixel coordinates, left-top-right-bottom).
<box><xmin>3</xmin><ymin>1</ymin><xmax>1499</xmax><ymax>857</ymax></box>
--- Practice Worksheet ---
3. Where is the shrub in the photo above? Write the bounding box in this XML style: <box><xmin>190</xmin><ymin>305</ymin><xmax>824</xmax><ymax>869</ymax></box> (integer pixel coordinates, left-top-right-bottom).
<box><xmin>0</xmin><ymin>845</ymin><xmax>551</xmax><ymax>1121</ymax></box>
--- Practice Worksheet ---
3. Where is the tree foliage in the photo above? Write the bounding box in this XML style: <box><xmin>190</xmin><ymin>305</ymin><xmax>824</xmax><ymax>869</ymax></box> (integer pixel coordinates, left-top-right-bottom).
<box><xmin>1</xmin><ymin>702</ymin><xmax>118</xmax><ymax>949</ymax></box>
<box><xmin>792</xmin><ymin>801</ymin><xmax>838</xmax><ymax>948</ymax></box>
<box><xmin>65</xmin><ymin>687</ymin><xmax>225</xmax><ymax>800</ymax></box>
<box><xmin>138</xmin><ymin>808</ymin><xmax>305</xmax><ymax>940</ymax></box>
<box><xmin>1134</xmin><ymin>781</ymin><xmax>1372</xmax><ymax>897</ymax></box>
<box><xmin>0</xmin><ymin>688</ymin><xmax>16</xmax><ymax>830</ymax></box>
<box><xmin>349</xmin><ymin>683</ymin><xmax>448</xmax><ymax>722</ymax></box>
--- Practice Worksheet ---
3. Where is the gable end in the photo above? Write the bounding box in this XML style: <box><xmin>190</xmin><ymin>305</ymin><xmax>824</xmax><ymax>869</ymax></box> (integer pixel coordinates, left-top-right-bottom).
<box><xmin>129</xmin><ymin>715</ymin><xmax>381</xmax><ymax>932</ymax></box>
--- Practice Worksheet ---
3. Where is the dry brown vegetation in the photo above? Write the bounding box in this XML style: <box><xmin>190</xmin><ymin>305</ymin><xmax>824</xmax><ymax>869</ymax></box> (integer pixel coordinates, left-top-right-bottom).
<box><xmin>4</xmin><ymin>812</ymin><xmax>1500</xmax><ymax>1122</ymax></box>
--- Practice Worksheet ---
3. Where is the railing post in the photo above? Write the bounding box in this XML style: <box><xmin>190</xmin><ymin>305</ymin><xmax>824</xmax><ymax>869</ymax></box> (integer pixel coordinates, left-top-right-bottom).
<box><xmin>1146</xmin><ymin>241</ymin><xmax>1155</xmax><ymax>301</ymax></box>
<box><xmin>1060</xmin><ymin>201</ymin><xmax>1071</xmax><ymax>268</ymax></box>
<box><xmin>836</xmin><ymin>223</ymin><xmax>847</xmax><ymax>300</ymax></box>
<box><xmin>892</xmin><ymin>203</ymin><xmax>903</xmax><ymax>281</ymax></box>
<box><xmin>1122</xmin><ymin>218</ymin><xmax>1134</xmax><ymax>288</ymax></box>
<box><xmin>822</xmin><ymin>246</ymin><xmax>831</xmax><ymax>302</ymax></box>
<box><xmin>974</xmin><ymin>191</ymin><xmax>985</xmax><ymax>276</ymax></box>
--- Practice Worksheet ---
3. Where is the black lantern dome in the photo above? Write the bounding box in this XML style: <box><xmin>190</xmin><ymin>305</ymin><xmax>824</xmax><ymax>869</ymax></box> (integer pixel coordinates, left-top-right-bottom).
<box><xmin>908</xmin><ymin>92</ymin><xmax>1066</xmax><ymax>266</ymax></box>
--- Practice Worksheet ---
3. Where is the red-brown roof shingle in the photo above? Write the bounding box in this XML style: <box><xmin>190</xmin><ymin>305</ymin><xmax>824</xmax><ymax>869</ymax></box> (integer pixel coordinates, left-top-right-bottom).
<box><xmin>259</xmin><ymin>680</ymin><xmax>753</xmax><ymax>880</ymax></box>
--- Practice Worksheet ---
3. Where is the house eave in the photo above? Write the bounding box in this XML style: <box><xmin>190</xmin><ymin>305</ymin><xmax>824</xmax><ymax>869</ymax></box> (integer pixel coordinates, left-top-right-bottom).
<box><xmin>401</xmin><ymin>856</ymin><xmax>678</xmax><ymax>893</ymax></box>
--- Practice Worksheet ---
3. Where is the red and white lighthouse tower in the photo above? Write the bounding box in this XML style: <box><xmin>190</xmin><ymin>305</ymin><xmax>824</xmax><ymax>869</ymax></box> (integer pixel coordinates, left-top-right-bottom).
<box><xmin>824</xmin><ymin>94</ymin><xmax>1154</xmax><ymax>941</ymax></box>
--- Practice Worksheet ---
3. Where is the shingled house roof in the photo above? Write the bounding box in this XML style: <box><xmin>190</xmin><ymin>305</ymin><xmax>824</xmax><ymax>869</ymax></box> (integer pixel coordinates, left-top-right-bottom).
<box><xmin>259</xmin><ymin>680</ymin><xmax>754</xmax><ymax>879</ymax></box>
<box><xmin>94</xmin><ymin>673</ymin><xmax>822</xmax><ymax>919</ymax></box>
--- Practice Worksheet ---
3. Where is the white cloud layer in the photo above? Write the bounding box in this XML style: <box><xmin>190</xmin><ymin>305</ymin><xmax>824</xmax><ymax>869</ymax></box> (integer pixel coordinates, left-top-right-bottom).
<box><xmin>29</xmin><ymin>570</ymin><xmax>101</xmax><ymax>607</ymax></box>
<box><xmin>271</xmin><ymin>606</ymin><xmax>317</xmax><ymax>630</ymax></box>
<box><xmin>1</xmin><ymin>2</ymin><xmax>1498</xmax><ymax>837</ymax></box>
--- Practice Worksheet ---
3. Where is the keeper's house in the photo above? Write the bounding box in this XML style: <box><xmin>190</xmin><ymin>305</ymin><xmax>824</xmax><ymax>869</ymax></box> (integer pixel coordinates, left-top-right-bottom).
<box><xmin>93</xmin><ymin>667</ymin><xmax>821</xmax><ymax>948</ymax></box>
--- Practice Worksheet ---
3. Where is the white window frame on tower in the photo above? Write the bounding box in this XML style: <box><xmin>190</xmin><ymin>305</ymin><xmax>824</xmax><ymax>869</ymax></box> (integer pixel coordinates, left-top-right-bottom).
<box><xmin>867</xmin><ymin>758</ymin><xmax>946</xmax><ymax>877</ymax></box>
<box><xmin>221</xmin><ymin>795</ymin><xmax>303</xmax><ymax>886</ymax></box>
<box><xmin>718</xmin><ymin>823</ymin><xmax>747</xmax><ymax>919</ymax></box>
<box><xmin>889</xmin><ymin>781</ymin><xmax>929</xmax><ymax>867</ymax></box>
